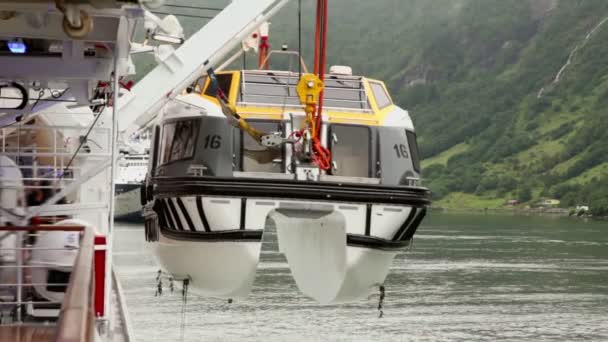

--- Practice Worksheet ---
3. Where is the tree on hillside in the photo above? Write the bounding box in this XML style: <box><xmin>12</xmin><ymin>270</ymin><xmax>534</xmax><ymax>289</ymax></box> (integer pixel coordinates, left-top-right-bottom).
<box><xmin>518</xmin><ymin>186</ymin><xmax>532</xmax><ymax>203</ymax></box>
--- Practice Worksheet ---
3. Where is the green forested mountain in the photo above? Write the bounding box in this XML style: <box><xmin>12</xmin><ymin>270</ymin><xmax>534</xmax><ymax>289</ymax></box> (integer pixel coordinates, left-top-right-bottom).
<box><xmin>268</xmin><ymin>0</ymin><xmax>608</xmax><ymax>215</ymax></box>
<box><xmin>141</xmin><ymin>0</ymin><xmax>608</xmax><ymax>215</ymax></box>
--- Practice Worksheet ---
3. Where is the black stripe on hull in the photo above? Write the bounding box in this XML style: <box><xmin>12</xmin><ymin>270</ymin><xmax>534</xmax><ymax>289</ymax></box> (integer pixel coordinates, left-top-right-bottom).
<box><xmin>364</xmin><ymin>204</ymin><xmax>372</xmax><ymax>236</ymax></box>
<box><xmin>402</xmin><ymin>208</ymin><xmax>427</xmax><ymax>241</ymax></box>
<box><xmin>176</xmin><ymin>198</ymin><xmax>196</xmax><ymax>232</ymax></box>
<box><xmin>393</xmin><ymin>208</ymin><xmax>418</xmax><ymax>241</ymax></box>
<box><xmin>166</xmin><ymin>198</ymin><xmax>185</xmax><ymax>231</ymax></box>
<box><xmin>195</xmin><ymin>196</ymin><xmax>211</xmax><ymax>232</ymax></box>
<box><xmin>347</xmin><ymin>234</ymin><xmax>410</xmax><ymax>251</ymax></box>
<box><xmin>161</xmin><ymin>199</ymin><xmax>177</xmax><ymax>230</ymax></box>
<box><xmin>153</xmin><ymin>176</ymin><xmax>431</xmax><ymax>206</ymax></box>
<box><xmin>158</xmin><ymin>226</ymin><xmax>406</xmax><ymax>250</ymax></box>
<box><xmin>159</xmin><ymin>226</ymin><xmax>263</xmax><ymax>242</ymax></box>
<box><xmin>240</xmin><ymin>198</ymin><xmax>247</xmax><ymax>230</ymax></box>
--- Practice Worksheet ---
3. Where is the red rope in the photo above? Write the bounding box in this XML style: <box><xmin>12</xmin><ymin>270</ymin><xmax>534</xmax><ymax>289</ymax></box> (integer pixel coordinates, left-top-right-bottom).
<box><xmin>311</xmin><ymin>0</ymin><xmax>331</xmax><ymax>170</ymax></box>
<box><xmin>313</xmin><ymin>1</ymin><xmax>322</xmax><ymax>75</ymax></box>
<box><xmin>258</xmin><ymin>36</ymin><xmax>270</xmax><ymax>69</ymax></box>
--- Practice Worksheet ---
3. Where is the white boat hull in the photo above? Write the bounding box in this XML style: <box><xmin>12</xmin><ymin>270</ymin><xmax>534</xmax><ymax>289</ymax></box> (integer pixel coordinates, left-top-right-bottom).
<box><xmin>272</xmin><ymin>210</ymin><xmax>398</xmax><ymax>304</ymax></box>
<box><xmin>147</xmin><ymin>192</ymin><xmax>427</xmax><ymax>303</ymax></box>
<box><xmin>153</xmin><ymin>234</ymin><xmax>262</xmax><ymax>298</ymax></box>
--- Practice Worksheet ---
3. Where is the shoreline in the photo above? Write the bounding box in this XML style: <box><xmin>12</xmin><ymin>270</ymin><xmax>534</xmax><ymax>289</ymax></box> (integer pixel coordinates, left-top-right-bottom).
<box><xmin>429</xmin><ymin>206</ymin><xmax>606</xmax><ymax>220</ymax></box>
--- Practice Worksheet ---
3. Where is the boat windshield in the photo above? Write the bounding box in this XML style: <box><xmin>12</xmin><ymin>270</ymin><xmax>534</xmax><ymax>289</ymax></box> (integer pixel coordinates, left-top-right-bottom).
<box><xmin>406</xmin><ymin>130</ymin><xmax>420</xmax><ymax>173</ymax></box>
<box><xmin>369</xmin><ymin>81</ymin><xmax>392</xmax><ymax>110</ymax></box>
<box><xmin>160</xmin><ymin>119</ymin><xmax>200</xmax><ymax>165</ymax></box>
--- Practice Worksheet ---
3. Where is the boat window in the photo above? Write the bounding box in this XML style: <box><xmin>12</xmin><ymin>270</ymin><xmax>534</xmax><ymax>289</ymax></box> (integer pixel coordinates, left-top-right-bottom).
<box><xmin>406</xmin><ymin>130</ymin><xmax>421</xmax><ymax>173</ymax></box>
<box><xmin>239</xmin><ymin>72</ymin><xmax>369</xmax><ymax>110</ymax></box>
<box><xmin>242</xmin><ymin>121</ymin><xmax>283</xmax><ymax>173</ymax></box>
<box><xmin>330</xmin><ymin>125</ymin><xmax>371</xmax><ymax>178</ymax></box>
<box><xmin>204</xmin><ymin>73</ymin><xmax>233</xmax><ymax>97</ymax></box>
<box><xmin>370</xmin><ymin>82</ymin><xmax>392</xmax><ymax>110</ymax></box>
<box><xmin>160</xmin><ymin>123</ymin><xmax>175</xmax><ymax>164</ymax></box>
<box><xmin>160</xmin><ymin>119</ymin><xmax>200</xmax><ymax>164</ymax></box>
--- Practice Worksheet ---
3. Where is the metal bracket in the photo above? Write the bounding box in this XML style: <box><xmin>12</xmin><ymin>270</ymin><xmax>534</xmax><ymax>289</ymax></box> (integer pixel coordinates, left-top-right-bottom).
<box><xmin>260</xmin><ymin>132</ymin><xmax>285</xmax><ymax>148</ymax></box>
<box><xmin>296</xmin><ymin>166</ymin><xmax>320</xmax><ymax>181</ymax></box>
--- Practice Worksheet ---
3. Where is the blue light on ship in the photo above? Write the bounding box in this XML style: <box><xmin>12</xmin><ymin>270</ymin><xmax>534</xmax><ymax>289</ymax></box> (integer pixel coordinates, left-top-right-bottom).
<box><xmin>8</xmin><ymin>39</ymin><xmax>26</xmax><ymax>54</ymax></box>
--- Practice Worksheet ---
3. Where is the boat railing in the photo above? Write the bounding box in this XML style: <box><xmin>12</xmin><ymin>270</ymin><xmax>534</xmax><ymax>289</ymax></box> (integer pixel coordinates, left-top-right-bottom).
<box><xmin>0</xmin><ymin>122</ymin><xmax>114</xmax><ymax>222</ymax></box>
<box><xmin>239</xmin><ymin>69</ymin><xmax>372</xmax><ymax>112</ymax></box>
<box><xmin>236</xmin><ymin>102</ymin><xmax>374</xmax><ymax>115</ymax></box>
<box><xmin>0</xmin><ymin>225</ymin><xmax>97</xmax><ymax>341</ymax></box>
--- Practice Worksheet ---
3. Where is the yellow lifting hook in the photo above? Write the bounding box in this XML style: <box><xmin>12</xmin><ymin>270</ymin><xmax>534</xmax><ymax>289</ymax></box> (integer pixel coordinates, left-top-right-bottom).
<box><xmin>296</xmin><ymin>74</ymin><xmax>324</xmax><ymax>138</ymax></box>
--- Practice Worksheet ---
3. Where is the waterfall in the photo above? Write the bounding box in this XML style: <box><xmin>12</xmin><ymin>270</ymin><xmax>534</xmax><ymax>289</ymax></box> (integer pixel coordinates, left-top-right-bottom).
<box><xmin>537</xmin><ymin>16</ymin><xmax>608</xmax><ymax>98</ymax></box>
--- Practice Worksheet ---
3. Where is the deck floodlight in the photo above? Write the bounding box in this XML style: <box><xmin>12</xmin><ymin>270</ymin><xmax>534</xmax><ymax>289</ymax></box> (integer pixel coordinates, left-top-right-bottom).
<box><xmin>144</xmin><ymin>12</ymin><xmax>184</xmax><ymax>45</ymax></box>
<box><xmin>151</xmin><ymin>33</ymin><xmax>184</xmax><ymax>45</ymax></box>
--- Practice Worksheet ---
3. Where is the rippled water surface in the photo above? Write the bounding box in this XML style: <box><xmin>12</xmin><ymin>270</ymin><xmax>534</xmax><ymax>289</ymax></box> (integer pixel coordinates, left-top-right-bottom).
<box><xmin>113</xmin><ymin>213</ymin><xmax>608</xmax><ymax>341</ymax></box>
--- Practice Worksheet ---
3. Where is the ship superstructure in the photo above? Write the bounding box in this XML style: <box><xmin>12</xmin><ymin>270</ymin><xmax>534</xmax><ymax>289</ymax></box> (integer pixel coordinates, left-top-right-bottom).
<box><xmin>0</xmin><ymin>0</ymin><xmax>298</xmax><ymax>338</ymax></box>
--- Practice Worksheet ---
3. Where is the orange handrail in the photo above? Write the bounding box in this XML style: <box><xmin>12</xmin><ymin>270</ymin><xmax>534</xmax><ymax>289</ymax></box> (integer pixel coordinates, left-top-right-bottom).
<box><xmin>0</xmin><ymin>226</ymin><xmax>84</xmax><ymax>232</ymax></box>
<box><xmin>54</xmin><ymin>226</ymin><xmax>95</xmax><ymax>342</ymax></box>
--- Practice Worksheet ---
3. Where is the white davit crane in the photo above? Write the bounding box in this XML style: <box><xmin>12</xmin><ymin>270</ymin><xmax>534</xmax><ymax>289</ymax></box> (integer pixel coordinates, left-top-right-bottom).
<box><xmin>117</xmin><ymin>0</ymin><xmax>291</xmax><ymax>137</ymax></box>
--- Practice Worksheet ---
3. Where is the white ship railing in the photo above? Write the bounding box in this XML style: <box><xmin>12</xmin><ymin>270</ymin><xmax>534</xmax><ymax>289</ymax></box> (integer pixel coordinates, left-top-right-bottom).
<box><xmin>0</xmin><ymin>225</ymin><xmax>94</xmax><ymax>334</ymax></box>
<box><xmin>0</xmin><ymin>121</ymin><xmax>113</xmax><ymax>220</ymax></box>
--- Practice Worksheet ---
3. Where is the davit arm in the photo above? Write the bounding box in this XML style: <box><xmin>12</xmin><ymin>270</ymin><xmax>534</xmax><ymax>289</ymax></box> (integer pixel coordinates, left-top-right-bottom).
<box><xmin>116</xmin><ymin>0</ymin><xmax>291</xmax><ymax>139</ymax></box>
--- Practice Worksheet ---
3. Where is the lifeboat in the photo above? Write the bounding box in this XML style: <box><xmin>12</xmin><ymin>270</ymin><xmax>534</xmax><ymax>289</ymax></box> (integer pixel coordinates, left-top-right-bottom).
<box><xmin>142</xmin><ymin>65</ymin><xmax>431</xmax><ymax>303</ymax></box>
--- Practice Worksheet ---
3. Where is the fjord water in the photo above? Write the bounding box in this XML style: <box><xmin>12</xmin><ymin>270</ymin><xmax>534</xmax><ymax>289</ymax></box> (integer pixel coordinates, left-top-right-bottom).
<box><xmin>113</xmin><ymin>213</ymin><xmax>608</xmax><ymax>341</ymax></box>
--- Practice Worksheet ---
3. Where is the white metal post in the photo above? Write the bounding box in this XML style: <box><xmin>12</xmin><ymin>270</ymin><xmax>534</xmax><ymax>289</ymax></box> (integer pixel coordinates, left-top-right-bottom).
<box><xmin>102</xmin><ymin>38</ymin><xmax>121</xmax><ymax>336</ymax></box>
<box><xmin>15</xmin><ymin>231</ymin><xmax>23</xmax><ymax>322</ymax></box>
<box><xmin>53</xmin><ymin>130</ymin><xmax>57</xmax><ymax>174</ymax></box>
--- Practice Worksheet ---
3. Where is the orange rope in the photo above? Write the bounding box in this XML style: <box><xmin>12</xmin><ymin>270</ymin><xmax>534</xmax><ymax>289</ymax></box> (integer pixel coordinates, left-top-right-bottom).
<box><xmin>258</xmin><ymin>36</ymin><xmax>269</xmax><ymax>69</ymax></box>
<box><xmin>316</xmin><ymin>0</ymin><xmax>328</xmax><ymax>134</ymax></box>
<box><xmin>311</xmin><ymin>0</ymin><xmax>331</xmax><ymax>170</ymax></box>
<box><xmin>313</xmin><ymin>1</ymin><xmax>322</xmax><ymax>75</ymax></box>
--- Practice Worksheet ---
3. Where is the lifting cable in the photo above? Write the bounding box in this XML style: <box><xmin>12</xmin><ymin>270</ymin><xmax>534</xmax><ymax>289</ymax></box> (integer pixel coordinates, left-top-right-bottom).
<box><xmin>204</xmin><ymin>2</ymin><xmax>332</xmax><ymax>168</ymax></box>
<box><xmin>179</xmin><ymin>278</ymin><xmax>190</xmax><ymax>342</ymax></box>
<box><xmin>310</xmin><ymin>0</ymin><xmax>331</xmax><ymax>170</ymax></box>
